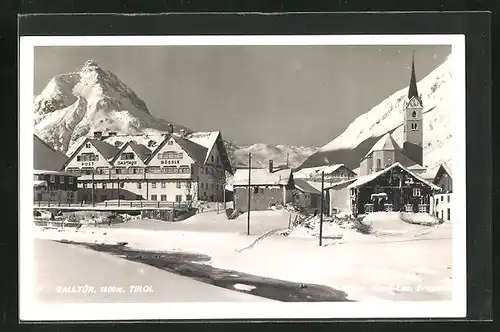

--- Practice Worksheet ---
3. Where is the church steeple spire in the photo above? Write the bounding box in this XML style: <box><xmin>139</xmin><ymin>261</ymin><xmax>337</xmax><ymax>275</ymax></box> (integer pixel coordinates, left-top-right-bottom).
<box><xmin>408</xmin><ymin>52</ymin><xmax>419</xmax><ymax>101</ymax></box>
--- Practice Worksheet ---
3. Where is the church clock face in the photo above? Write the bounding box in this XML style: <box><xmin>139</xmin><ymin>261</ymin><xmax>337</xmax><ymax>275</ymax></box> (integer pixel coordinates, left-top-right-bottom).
<box><xmin>408</xmin><ymin>97</ymin><xmax>421</xmax><ymax>108</ymax></box>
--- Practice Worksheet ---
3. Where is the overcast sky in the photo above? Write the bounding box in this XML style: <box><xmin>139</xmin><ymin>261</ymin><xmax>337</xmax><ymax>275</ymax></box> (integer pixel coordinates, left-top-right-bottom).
<box><xmin>34</xmin><ymin>45</ymin><xmax>451</xmax><ymax>147</ymax></box>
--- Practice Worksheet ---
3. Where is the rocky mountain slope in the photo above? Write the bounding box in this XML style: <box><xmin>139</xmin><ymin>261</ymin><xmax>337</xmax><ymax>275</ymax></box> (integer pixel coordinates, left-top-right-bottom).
<box><xmin>34</xmin><ymin>60</ymin><xmax>189</xmax><ymax>154</ymax></box>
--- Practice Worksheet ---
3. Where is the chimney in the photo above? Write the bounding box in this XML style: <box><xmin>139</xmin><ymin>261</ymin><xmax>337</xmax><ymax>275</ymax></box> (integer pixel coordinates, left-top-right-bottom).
<box><xmin>167</xmin><ymin>123</ymin><xmax>174</xmax><ymax>134</ymax></box>
<box><xmin>93</xmin><ymin>131</ymin><xmax>102</xmax><ymax>139</ymax></box>
<box><xmin>180</xmin><ymin>129</ymin><xmax>185</xmax><ymax>138</ymax></box>
<box><xmin>269</xmin><ymin>160</ymin><xmax>274</xmax><ymax>173</ymax></box>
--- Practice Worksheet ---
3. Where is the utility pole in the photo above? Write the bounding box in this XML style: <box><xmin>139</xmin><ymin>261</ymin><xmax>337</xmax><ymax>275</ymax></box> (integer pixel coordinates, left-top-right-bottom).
<box><xmin>223</xmin><ymin>174</ymin><xmax>227</xmax><ymax>210</ymax></box>
<box><xmin>319</xmin><ymin>171</ymin><xmax>325</xmax><ymax>247</ymax></box>
<box><xmin>117</xmin><ymin>177</ymin><xmax>120</xmax><ymax>206</ymax></box>
<box><xmin>144</xmin><ymin>168</ymin><xmax>148</xmax><ymax>201</ymax></box>
<box><xmin>286</xmin><ymin>153</ymin><xmax>289</xmax><ymax>168</ymax></box>
<box><xmin>247</xmin><ymin>153</ymin><xmax>251</xmax><ymax>236</ymax></box>
<box><xmin>91</xmin><ymin>170</ymin><xmax>95</xmax><ymax>207</ymax></box>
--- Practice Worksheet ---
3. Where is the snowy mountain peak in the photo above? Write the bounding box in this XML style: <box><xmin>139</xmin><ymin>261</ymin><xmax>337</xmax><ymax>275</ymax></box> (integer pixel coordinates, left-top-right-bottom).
<box><xmin>81</xmin><ymin>59</ymin><xmax>100</xmax><ymax>70</ymax></box>
<box><xmin>34</xmin><ymin>62</ymin><xmax>184</xmax><ymax>154</ymax></box>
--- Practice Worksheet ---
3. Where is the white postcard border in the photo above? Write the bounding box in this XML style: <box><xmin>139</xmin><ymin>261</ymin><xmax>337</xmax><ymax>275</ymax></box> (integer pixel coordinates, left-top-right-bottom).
<box><xmin>19</xmin><ymin>34</ymin><xmax>466</xmax><ymax>321</ymax></box>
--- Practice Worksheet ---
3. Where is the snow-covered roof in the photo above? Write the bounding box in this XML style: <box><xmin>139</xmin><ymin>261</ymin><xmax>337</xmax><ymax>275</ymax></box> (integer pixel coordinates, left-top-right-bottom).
<box><xmin>348</xmin><ymin>162</ymin><xmax>441</xmax><ymax>190</ymax></box>
<box><xmin>364</xmin><ymin>133</ymin><xmax>401</xmax><ymax>158</ymax></box>
<box><xmin>439</xmin><ymin>162</ymin><xmax>452</xmax><ymax>177</ymax></box>
<box><xmin>185</xmin><ymin>131</ymin><xmax>221</xmax><ymax>164</ymax></box>
<box><xmin>294</xmin><ymin>178</ymin><xmax>321</xmax><ymax>195</ymax></box>
<box><xmin>88</xmin><ymin>139</ymin><xmax>120</xmax><ymax>161</ymax></box>
<box><xmin>293</xmin><ymin>164</ymin><xmax>348</xmax><ymax>179</ymax></box>
<box><xmin>33</xmin><ymin>180</ymin><xmax>47</xmax><ymax>187</ymax></box>
<box><xmin>33</xmin><ymin>169</ymin><xmax>79</xmax><ymax>176</ymax></box>
<box><xmin>324</xmin><ymin>178</ymin><xmax>356</xmax><ymax>190</ymax></box>
<box><xmin>233</xmin><ymin>168</ymin><xmax>292</xmax><ymax>186</ymax></box>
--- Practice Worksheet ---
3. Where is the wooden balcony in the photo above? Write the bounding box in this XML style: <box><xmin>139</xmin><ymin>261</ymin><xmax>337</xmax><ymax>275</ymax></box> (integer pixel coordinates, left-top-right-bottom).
<box><xmin>77</xmin><ymin>172</ymin><xmax>193</xmax><ymax>181</ymax></box>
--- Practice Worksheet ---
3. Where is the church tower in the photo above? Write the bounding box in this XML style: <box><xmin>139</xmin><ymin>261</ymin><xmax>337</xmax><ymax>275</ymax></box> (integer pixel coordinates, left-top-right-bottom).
<box><xmin>403</xmin><ymin>53</ymin><xmax>424</xmax><ymax>166</ymax></box>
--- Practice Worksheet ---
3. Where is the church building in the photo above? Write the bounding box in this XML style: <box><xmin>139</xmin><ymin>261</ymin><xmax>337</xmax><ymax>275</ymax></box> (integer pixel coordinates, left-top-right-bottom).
<box><xmin>359</xmin><ymin>54</ymin><xmax>425</xmax><ymax>176</ymax></box>
<box><xmin>349</xmin><ymin>55</ymin><xmax>441</xmax><ymax>215</ymax></box>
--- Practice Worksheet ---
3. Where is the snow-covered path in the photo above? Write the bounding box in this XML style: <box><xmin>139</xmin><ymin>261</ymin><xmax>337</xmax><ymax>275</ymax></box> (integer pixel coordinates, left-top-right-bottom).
<box><xmin>35</xmin><ymin>238</ymin><xmax>272</xmax><ymax>303</ymax></box>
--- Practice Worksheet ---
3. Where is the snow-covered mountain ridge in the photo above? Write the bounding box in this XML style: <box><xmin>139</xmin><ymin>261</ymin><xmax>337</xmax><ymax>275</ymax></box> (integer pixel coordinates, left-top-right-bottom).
<box><xmin>34</xmin><ymin>60</ymin><xmax>318</xmax><ymax>169</ymax></box>
<box><xmin>34</xmin><ymin>60</ymin><xmax>188</xmax><ymax>154</ymax></box>
<box><xmin>299</xmin><ymin>56</ymin><xmax>453</xmax><ymax>173</ymax></box>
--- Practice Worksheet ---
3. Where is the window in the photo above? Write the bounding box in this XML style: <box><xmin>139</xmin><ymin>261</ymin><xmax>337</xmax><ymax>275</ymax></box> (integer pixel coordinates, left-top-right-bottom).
<box><xmin>151</xmin><ymin>195</ymin><xmax>157</xmax><ymax>201</ymax></box>
<box><xmin>176</xmin><ymin>182</ymin><xmax>181</xmax><ymax>189</ymax></box>
<box><xmin>200</xmin><ymin>183</ymin><xmax>204</xmax><ymax>189</ymax></box>
<box><xmin>411</xmin><ymin>122</ymin><xmax>419</xmax><ymax>131</ymax></box>
<box><xmin>102</xmin><ymin>183</ymin><xmax>107</xmax><ymax>190</ymax></box>
<box><xmin>50</xmin><ymin>175</ymin><xmax>55</xmax><ymax>183</ymax></box>
<box><xmin>254</xmin><ymin>186</ymin><xmax>259</xmax><ymax>194</ymax></box>
<box><xmin>211</xmin><ymin>155</ymin><xmax>214</xmax><ymax>163</ymax></box>
<box><xmin>82</xmin><ymin>183</ymin><xmax>87</xmax><ymax>189</ymax></box>
<box><xmin>161</xmin><ymin>182</ymin><xmax>166</xmax><ymax>189</ymax></box>
<box><xmin>440</xmin><ymin>196</ymin><xmax>443</xmax><ymax>202</ymax></box>
<box><xmin>205</xmin><ymin>167</ymin><xmax>208</xmax><ymax>173</ymax></box>
<box><xmin>204</xmin><ymin>192</ymin><xmax>206</xmax><ymax>198</ymax></box>
<box><xmin>152</xmin><ymin>182</ymin><xmax>157</xmax><ymax>189</ymax></box>
<box><xmin>121</xmin><ymin>152</ymin><xmax>135</xmax><ymax>160</ymax></box>
<box><xmin>68</xmin><ymin>177</ymin><xmax>74</xmax><ymax>184</ymax></box>
<box><xmin>137</xmin><ymin>183</ymin><xmax>142</xmax><ymax>189</ymax></box>
<box><xmin>78</xmin><ymin>153</ymin><xmax>99</xmax><ymax>161</ymax></box>
<box><xmin>85</xmin><ymin>143</ymin><xmax>91</xmax><ymax>148</ymax></box>
<box><xmin>175</xmin><ymin>195</ymin><xmax>182</xmax><ymax>203</ymax></box>
<box><xmin>447</xmin><ymin>195</ymin><xmax>450</xmax><ymax>203</ymax></box>
<box><xmin>412</xmin><ymin>111</ymin><xmax>417</xmax><ymax>118</ymax></box>
<box><xmin>59</xmin><ymin>175</ymin><xmax>65</xmax><ymax>184</ymax></box>
<box><xmin>158</xmin><ymin>151</ymin><xmax>183</xmax><ymax>159</ymax></box>
<box><xmin>186</xmin><ymin>194</ymin><xmax>192</xmax><ymax>201</ymax></box>
<box><xmin>376</xmin><ymin>159</ymin><xmax>381</xmax><ymax>170</ymax></box>
<box><xmin>447</xmin><ymin>208</ymin><xmax>451</xmax><ymax>221</ymax></box>
<box><xmin>161</xmin><ymin>194</ymin><xmax>167</xmax><ymax>201</ymax></box>
<box><xmin>413</xmin><ymin>188</ymin><xmax>421</xmax><ymax>197</ymax></box>
<box><xmin>120</xmin><ymin>182</ymin><xmax>124</xmax><ymax>188</ymax></box>
<box><xmin>186</xmin><ymin>182</ymin><xmax>192</xmax><ymax>190</ymax></box>
<box><xmin>115</xmin><ymin>168</ymin><xmax>122</xmax><ymax>174</ymax></box>
<box><xmin>168</xmin><ymin>140</ymin><xmax>173</xmax><ymax>145</ymax></box>
<box><xmin>164</xmin><ymin>166</ymin><xmax>178</xmax><ymax>173</ymax></box>
<box><xmin>216</xmin><ymin>156</ymin><xmax>220</xmax><ymax>164</ymax></box>
<box><xmin>96</xmin><ymin>167</ymin><xmax>107</xmax><ymax>175</ymax></box>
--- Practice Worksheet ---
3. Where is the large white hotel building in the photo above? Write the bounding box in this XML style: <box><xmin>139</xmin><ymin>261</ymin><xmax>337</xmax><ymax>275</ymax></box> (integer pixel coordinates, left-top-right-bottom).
<box><xmin>62</xmin><ymin>126</ymin><xmax>233</xmax><ymax>204</ymax></box>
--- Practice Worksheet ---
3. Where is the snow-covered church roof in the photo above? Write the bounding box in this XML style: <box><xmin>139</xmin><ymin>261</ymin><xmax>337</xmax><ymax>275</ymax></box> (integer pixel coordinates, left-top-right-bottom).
<box><xmin>364</xmin><ymin>133</ymin><xmax>401</xmax><ymax>158</ymax></box>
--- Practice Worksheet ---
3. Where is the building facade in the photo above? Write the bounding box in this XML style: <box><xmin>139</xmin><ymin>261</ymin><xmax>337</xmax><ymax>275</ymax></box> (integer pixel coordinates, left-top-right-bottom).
<box><xmin>326</xmin><ymin>179</ymin><xmax>356</xmax><ymax>215</ymax></box>
<box><xmin>233</xmin><ymin>161</ymin><xmax>295</xmax><ymax>212</ymax></box>
<box><xmin>292</xmin><ymin>178</ymin><xmax>322</xmax><ymax>212</ymax></box>
<box><xmin>429</xmin><ymin>163</ymin><xmax>452</xmax><ymax>221</ymax></box>
<box><xmin>62</xmin><ymin>128</ymin><xmax>232</xmax><ymax>204</ymax></box>
<box><xmin>348</xmin><ymin>163</ymin><xmax>441</xmax><ymax>215</ymax></box>
<box><xmin>33</xmin><ymin>170</ymin><xmax>79</xmax><ymax>203</ymax></box>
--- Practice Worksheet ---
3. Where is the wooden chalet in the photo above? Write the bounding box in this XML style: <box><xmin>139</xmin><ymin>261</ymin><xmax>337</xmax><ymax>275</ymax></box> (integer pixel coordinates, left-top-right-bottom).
<box><xmin>348</xmin><ymin>162</ymin><xmax>441</xmax><ymax>216</ymax></box>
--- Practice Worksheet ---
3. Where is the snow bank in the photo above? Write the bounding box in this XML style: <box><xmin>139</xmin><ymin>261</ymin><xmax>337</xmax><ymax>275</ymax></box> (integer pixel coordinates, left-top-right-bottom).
<box><xmin>399</xmin><ymin>212</ymin><xmax>442</xmax><ymax>226</ymax></box>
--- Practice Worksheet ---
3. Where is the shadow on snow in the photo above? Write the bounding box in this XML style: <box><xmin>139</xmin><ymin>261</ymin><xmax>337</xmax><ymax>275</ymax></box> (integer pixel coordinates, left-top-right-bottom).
<box><xmin>56</xmin><ymin>240</ymin><xmax>352</xmax><ymax>303</ymax></box>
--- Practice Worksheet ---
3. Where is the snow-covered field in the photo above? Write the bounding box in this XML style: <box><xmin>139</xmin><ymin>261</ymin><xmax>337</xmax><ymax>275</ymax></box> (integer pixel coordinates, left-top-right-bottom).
<box><xmin>33</xmin><ymin>210</ymin><xmax>452</xmax><ymax>302</ymax></box>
